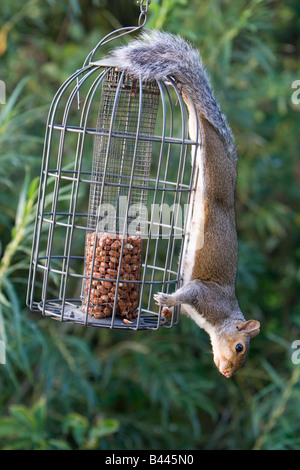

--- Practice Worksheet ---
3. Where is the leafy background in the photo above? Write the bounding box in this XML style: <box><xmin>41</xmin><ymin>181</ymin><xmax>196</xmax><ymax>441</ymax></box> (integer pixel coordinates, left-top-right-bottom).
<box><xmin>0</xmin><ymin>0</ymin><xmax>300</xmax><ymax>450</ymax></box>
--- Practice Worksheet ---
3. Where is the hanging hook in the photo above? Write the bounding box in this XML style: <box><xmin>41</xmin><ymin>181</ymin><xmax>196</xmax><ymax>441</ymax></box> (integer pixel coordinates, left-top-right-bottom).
<box><xmin>77</xmin><ymin>0</ymin><xmax>152</xmax><ymax>108</ymax></box>
<box><xmin>137</xmin><ymin>0</ymin><xmax>151</xmax><ymax>27</ymax></box>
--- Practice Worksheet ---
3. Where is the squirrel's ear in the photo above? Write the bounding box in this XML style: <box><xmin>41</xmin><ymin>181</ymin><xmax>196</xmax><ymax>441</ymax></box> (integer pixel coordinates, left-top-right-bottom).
<box><xmin>236</xmin><ymin>320</ymin><xmax>260</xmax><ymax>339</ymax></box>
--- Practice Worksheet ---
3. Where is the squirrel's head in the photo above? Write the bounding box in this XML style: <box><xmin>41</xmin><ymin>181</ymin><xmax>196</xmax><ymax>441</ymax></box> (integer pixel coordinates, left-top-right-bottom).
<box><xmin>211</xmin><ymin>320</ymin><xmax>260</xmax><ymax>378</ymax></box>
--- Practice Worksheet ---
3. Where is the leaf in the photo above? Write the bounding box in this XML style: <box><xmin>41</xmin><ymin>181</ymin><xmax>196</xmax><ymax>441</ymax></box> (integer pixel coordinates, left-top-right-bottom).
<box><xmin>0</xmin><ymin>76</ymin><xmax>30</xmax><ymax>126</ymax></box>
<box><xmin>15</xmin><ymin>169</ymin><xmax>30</xmax><ymax>230</ymax></box>
<box><xmin>0</xmin><ymin>417</ymin><xmax>22</xmax><ymax>437</ymax></box>
<box><xmin>0</xmin><ymin>23</ymin><xmax>10</xmax><ymax>56</ymax></box>
<box><xmin>62</xmin><ymin>412</ymin><xmax>89</xmax><ymax>446</ymax></box>
<box><xmin>32</xmin><ymin>397</ymin><xmax>47</xmax><ymax>434</ymax></box>
<box><xmin>9</xmin><ymin>405</ymin><xmax>36</xmax><ymax>431</ymax></box>
<box><xmin>47</xmin><ymin>439</ymin><xmax>72</xmax><ymax>450</ymax></box>
<box><xmin>87</xmin><ymin>418</ymin><xmax>119</xmax><ymax>449</ymax></box>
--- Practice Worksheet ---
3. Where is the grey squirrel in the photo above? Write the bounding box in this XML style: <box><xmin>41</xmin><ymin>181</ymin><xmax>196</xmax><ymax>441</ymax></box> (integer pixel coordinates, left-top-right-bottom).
<box><xmin>103</xmin><ymin>30</ymin><xmax>260</xmax><ymax>378</ymax></box>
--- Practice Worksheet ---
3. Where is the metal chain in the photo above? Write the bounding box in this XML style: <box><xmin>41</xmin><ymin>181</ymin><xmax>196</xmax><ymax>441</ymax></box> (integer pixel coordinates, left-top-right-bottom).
<box><xmin>137</xmin><ymin>0</ymin><xmax>151</xmax><ymax>12</ymax></box>
<box><xmin>137</xmin><ymin>0</ymin><xmax>151</xmax><ymax>27</ymax></box>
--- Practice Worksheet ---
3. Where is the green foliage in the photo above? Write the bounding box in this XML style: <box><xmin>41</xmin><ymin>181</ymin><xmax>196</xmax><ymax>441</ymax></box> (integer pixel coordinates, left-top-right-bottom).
<box><xmin>0</xmin><ymin>397</ymin><xmax>119</xmax><ymax>449</ymax></box>
<box><xmin>0</xmin><ymin>0</ymin><xmax>300</xmax><ymax>451</ymax></box>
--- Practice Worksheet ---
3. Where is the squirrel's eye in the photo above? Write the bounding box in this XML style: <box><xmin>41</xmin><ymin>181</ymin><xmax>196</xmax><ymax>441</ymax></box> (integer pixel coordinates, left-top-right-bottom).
<box><xmin>235</xmin><ymin>343</ymin><xmax>243</xmax><ymax>353</ymax></box>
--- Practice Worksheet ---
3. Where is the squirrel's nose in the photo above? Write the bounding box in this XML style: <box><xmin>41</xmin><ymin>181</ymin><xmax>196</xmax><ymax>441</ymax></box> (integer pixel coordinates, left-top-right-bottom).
<box><xmin>214</xmin><ymin>355</ymin><xmax>234</xmax><ymax>377</ymax></box>
<box><xmin>221</xmin><ymin>369</ymin><xmax>233</xmax><ymax>378</ymax></box>
<box><xmin>219</xmin><ymin>360</ymin><xmax>234</xmax><ymax>378</ymax></box>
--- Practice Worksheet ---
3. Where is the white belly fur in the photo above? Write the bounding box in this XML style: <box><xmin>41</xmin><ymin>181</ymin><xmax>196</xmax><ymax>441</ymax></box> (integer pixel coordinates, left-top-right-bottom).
<box><xmin>181</xmin><ymin>101</ymin><xmax>205</xmax><ymax>285</ymax></box>
<box><xmin>182</xmin><ymin>303</ymin><xmax>214</xmax><ymax>337</ymax></box>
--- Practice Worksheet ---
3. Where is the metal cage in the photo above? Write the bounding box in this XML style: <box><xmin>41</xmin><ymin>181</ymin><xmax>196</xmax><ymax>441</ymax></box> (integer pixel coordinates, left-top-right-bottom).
<box><xmin>26</xmin><ymin>24</ymin><xmax>199</xmax><ymax>331</ymax></box>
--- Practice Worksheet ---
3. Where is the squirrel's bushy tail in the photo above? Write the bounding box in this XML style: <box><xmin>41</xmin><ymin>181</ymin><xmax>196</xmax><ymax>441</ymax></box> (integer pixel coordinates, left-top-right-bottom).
<box><xmin>103</xmin><ymin>30</ymin><xmax>236</xmax><ymax>159</ymax></box>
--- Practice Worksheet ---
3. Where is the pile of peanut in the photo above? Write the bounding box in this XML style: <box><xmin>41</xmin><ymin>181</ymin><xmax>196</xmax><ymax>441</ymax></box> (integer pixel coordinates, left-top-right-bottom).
<box><xmin>82</xmin><ymin>231</ymin><xmax>142</xmax><ymax>320</ymax></box>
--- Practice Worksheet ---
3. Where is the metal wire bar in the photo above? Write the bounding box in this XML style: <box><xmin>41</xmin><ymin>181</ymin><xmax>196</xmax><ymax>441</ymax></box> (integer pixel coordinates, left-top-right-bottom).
<box><xmin>45</xmin><ymin>170</ymin><xmax>192</xmax><ymax>193</ymax></box>
<box><xmin>27</xmin><ymin>65</ymin><xmax>94</xmax><ymax>311</ymax></box>
<box><xmin>147</xmin><ymin>82</ymin><xmax>174</xmax><ymax>311</ymax></box>
<box><xmin>163</xmin><ymin>80</ymin><xmax>190</xmax><ymax>286</ymax></box>
<box><xmin>158</xmin><ymin>82</ymin><xmax>187</xmax><ymax>328</ymax></box>
<box><xmin>59</xmin><ymin>69</ymin><xmax>109</xmax><ymax>302</ymax></box>
<box><xmin>39</xmin><ymin>214</ymin><xmax>185</xmax><ymax>242</ymax></box>
<box><xmin>174</xmin><ymin>97</ymin><xmax>200</xmax><ymax>290</ymax></box>
<box><xmin>83</xmin><ymin>71</ymin><xmax>127</xmax><ymax>326</ymax></box>
<box><xmin>110</xmin><ymin>74</ymin><xmax>147</xmax><ymax>329</ymax></box>
<box><xmin>34</xmin><ymin>258</ymin><xmax>179</xmax><ymax>282</ymax></box>
<box><xmin>59</xmin><ymin>68</ymin><xmax>112</xmax><ymax>323</ymax></box>
<box><xmin>137</xmin><ymin>78</ymin><xmax>167</xmax><ymax>329</ymax></box>
<box><xmin>49</xmin><ymin>124</ymin><xmax>198</xmax><ymax>146</ymax></box>
<box><xmin>81</xmin><ymin>69</ymin><xmax>161</xmax><ymax>327</ymax></box>
<box><xmin>40</xmin><ymin>66</ymin><xmax>101</xmax><ymax>320</ymax></box>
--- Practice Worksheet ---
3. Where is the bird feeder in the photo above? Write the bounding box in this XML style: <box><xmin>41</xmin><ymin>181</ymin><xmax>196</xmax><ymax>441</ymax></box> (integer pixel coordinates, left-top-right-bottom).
<box><xmin>26</xmin><ymin>2</ymin><xmax>199</xmax><ymax>330</ymax></box>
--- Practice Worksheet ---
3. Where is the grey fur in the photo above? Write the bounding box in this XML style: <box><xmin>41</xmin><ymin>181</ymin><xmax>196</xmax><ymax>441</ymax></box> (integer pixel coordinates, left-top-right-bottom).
<box><xmin>103</xmin><ymin>30</ymin><xmax>236</xmax><ymax>160</ymax></box>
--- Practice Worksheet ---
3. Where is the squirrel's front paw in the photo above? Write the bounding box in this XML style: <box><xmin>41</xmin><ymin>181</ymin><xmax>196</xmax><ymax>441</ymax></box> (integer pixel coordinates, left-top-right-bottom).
<box><xmin>153</xmin><ymin>292</ymin><xmax>176</xmax><ymax>307</ymax></box>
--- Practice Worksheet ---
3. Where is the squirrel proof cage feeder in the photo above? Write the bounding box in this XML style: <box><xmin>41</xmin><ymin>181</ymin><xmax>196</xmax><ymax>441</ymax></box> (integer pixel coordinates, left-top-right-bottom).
<box><xmin>26</xmin><ymin>2</ymin><xmax>200</xmax><ymax>330</ymax></box>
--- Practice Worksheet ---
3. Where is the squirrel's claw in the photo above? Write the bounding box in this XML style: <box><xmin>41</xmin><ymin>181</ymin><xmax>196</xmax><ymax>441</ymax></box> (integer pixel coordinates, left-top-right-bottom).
<box><xmin>153</xmin><ymin>292</ymin><xmax>175</xmax><ymax>307</ymax></box>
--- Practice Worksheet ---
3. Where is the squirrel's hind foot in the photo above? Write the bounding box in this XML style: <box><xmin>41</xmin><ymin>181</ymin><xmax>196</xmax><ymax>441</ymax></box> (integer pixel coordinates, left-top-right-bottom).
<box><xmin>153</xmin><ymin>292</ymin><xmax>177</xmax><ymax>307</ymax></box>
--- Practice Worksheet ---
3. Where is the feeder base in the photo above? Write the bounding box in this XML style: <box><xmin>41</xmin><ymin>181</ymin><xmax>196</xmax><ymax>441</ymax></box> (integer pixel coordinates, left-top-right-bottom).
<box><xmin>37</xmin><ymin>300</ymin><xmax>171</xmax><ymax>330</ymax></box>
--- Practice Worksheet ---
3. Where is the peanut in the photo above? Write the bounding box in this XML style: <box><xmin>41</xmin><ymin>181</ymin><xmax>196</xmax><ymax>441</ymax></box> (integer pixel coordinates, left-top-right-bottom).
<box><xmin>82</xmin><ymin>231</ymin><xmax>142</xmax><ymax>320</ymax></box>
